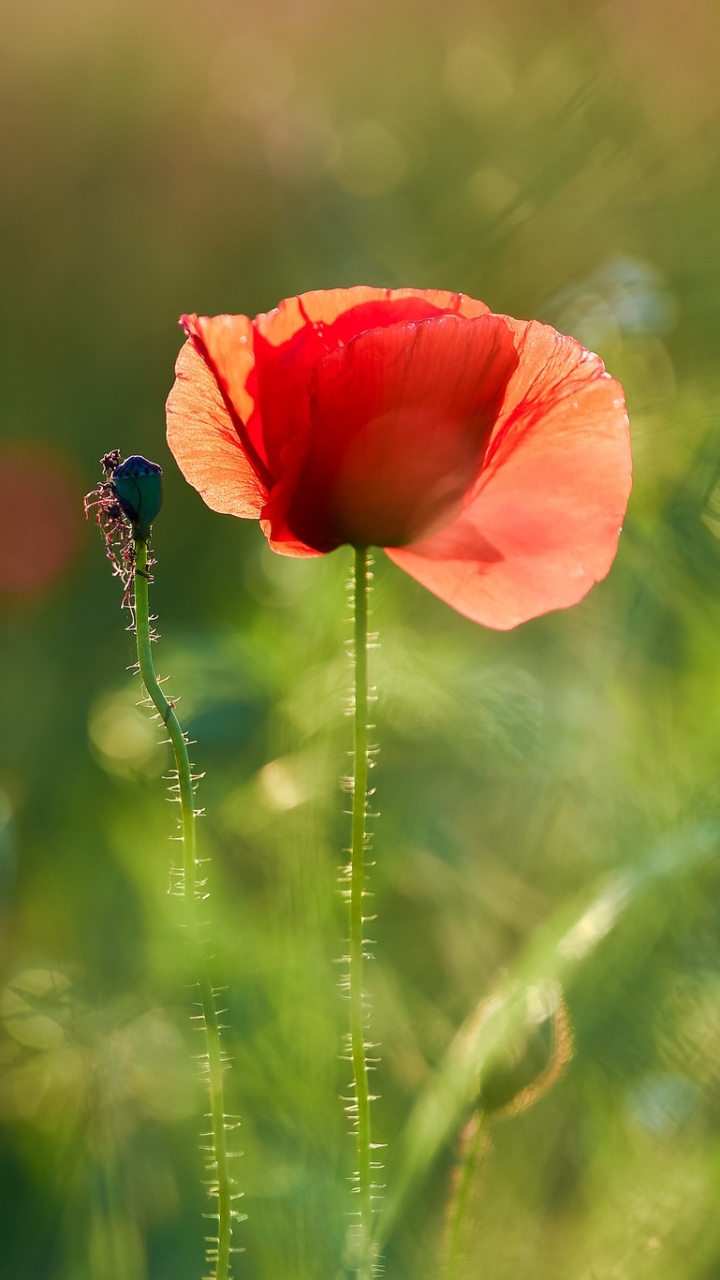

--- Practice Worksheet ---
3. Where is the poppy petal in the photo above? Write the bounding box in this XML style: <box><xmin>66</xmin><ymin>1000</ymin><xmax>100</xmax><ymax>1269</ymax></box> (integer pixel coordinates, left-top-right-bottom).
<box><xmin>166</xmin><ymin>313</ymin><xmax>270</xmax><ymax>518</ymax></box>
<box><xmin>254</xmin><ymin>286</ymin><xmax>489</xmax><ymax>348</ymax></box>
<box><xmin>262</xmin><ymin>312</ymin><xmax>519</xmax><ymax>552</ymax></box>
<box><xmin>252</xmin><ymin>287</ymin><xmax>491</xmax><ymax>476</ymax></box>
<box><xmin>386</xmin><ymin>321</ymin><xmax>631</xmax><ymax>629</ymax></box>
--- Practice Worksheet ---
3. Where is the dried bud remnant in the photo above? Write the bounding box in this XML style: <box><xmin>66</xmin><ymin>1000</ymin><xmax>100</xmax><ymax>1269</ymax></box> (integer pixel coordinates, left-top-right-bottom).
<box><xmin>84</xmin><ymin>451</ymin><xmax>163</xmax><ymax>601</ymax></box>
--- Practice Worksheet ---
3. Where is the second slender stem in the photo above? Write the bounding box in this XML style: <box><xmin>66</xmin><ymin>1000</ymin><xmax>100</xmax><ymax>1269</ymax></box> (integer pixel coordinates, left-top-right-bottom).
<box><xmin>133</xmin><ymin>537</ymin><xmax>235</xmax><ymax>1280</ymax></box>
<box><xmin>350</xmin><ymin>546</ymin><xmax>374</xmax><ymax>1277</ymax></box>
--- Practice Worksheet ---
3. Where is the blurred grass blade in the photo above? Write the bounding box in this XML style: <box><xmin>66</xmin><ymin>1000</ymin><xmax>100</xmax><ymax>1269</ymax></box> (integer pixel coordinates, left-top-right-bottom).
<box><xmin>378</xmin><ymin>822</ymin><xmax>720</xmax><ymax>1247</ymax></box>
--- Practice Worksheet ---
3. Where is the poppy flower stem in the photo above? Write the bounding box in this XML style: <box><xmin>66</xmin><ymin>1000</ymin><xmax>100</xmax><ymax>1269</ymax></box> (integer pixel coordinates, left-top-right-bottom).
<box><xmin>133</xmin><ymin>536</ymin><xmax>238</xmax><ymax>1280</ymax></box>
<box><xmin>348</xmin><ymin>546</ymin><xmax>378</xmax><ymax>1279</ymax></box>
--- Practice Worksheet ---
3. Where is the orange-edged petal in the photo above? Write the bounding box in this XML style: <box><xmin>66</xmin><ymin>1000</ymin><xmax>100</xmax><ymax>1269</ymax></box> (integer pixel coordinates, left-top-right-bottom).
<box><xmin>262</xmin><ymin>312</ymin><xmax>518</xmax><ymax>552</ymax></box>
<box><xmin>386</xmin><ymin>321</ymin><xmax>631</xmax><ymax>629</ymax></box>
<box><xmin>254</xmin><ymin>286</ymin><xmax>489</xmax><ymax>347</ymax></box>
<box><xmin>166</xmin><ymin>313</ymin><xmax>271</xmax><ymax>519</ymax></box>
<box><xmin>252</xmin><ymin>287</ymin><xmax>490</xmax><ymax>477</ymax></box>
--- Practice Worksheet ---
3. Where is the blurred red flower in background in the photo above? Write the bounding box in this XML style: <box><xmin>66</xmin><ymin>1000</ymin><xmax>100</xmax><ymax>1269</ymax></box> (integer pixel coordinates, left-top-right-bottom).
<box><xmin>0</xmin><ymin>445</ymin><xmax>82</xmax><ymax>598</ymax></box>
<box><xmin>166</xmin><ymin>287</ymin><xmax>631</xmax><ymax>628</ymax></box>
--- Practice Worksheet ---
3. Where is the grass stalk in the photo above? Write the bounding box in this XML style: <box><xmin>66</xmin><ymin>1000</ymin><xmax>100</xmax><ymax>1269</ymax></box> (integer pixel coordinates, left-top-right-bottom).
<box><xmin>442</xmin><ymin>1112</ymin><xmax>487</xmax><ymax>1279</ymax></box>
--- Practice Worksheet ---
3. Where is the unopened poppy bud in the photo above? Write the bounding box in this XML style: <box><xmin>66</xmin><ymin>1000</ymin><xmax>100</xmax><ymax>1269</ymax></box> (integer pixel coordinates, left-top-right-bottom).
<box><xmin>112</xmin><ymin>455</ymin><xmax>163</xmax><ymax>538</ymax></box>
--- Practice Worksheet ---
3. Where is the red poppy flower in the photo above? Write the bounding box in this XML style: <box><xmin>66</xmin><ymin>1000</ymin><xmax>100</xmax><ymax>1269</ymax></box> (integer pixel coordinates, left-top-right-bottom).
<box><xmin>166</xmin><ymin>287</ymin><xmax>631</xmax><ymax>629</ymax></box>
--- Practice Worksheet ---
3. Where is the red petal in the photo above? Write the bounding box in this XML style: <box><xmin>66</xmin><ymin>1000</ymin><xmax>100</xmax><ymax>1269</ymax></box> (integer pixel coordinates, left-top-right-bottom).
<box><xmin>252</xmin><ymin>287</ymin><xmax>490</xmax><ymax>478</ymax></box>
<box><xmin>262</xmin><ymin>312</ymin><xmax>518</xmax><ymax>552</ymax></box>
<box><xmin>166</xmin><ymin>313</ymin><xmax>269</xmax><ymax>519</ymax></box>
<box><xmin>387</xmin><ymin>321</ymin><xmax>631</xmax><ymax>629</ymax></box>
<box><xmin>255</xmin><ymin>287</ymin><xmax>489</xmax><ymax>347</ymax></box>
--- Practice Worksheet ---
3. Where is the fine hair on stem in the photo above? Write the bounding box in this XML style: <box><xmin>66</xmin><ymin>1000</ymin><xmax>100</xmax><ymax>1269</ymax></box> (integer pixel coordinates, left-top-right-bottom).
<box><xmin>132</xmin><ymin>535</ymin><xmax>243</xmax><ymax>1280</ymax></box>
<box><xmin>340</xmin><ymin>547</ymin><xmax>383</xmax><ymax>1279</ymax></box>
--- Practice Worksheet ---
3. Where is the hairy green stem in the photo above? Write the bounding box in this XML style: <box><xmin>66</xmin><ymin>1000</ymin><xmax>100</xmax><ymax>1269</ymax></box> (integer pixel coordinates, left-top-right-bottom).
<box><xmin>349</xmin><ymin>546</ymin><xmax>376</xmax><ymax>1279</ymax></box>
<box><xmin>133</xmin><ymin>537</ymin><xmax>236</xmax><ymax>1280</ymax></box>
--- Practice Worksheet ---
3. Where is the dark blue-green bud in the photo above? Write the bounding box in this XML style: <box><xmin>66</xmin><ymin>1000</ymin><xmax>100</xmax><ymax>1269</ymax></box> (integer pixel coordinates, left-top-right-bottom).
<box><xmin>112</xmin><ymin>455</ymin><xmax>163</xmax><ymax>538</ymax></box>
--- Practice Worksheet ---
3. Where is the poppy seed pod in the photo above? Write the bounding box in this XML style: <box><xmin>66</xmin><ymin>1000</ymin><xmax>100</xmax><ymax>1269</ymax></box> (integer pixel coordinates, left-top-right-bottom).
<box><xmin>166</xmin><ymin>287</ymin><xmax>632</xmax><ymax>629</ymax></box>
<box><xmin>112</xmin><ymin>455</ymin><xmax>163</xmax><ymax>538</ymax></box>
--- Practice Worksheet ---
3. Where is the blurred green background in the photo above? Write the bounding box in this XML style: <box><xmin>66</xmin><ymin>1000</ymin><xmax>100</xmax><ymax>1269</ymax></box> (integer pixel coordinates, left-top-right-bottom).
<box><xmin>3</xmin><ymin>0</ymin><xmax>720</xmax><ymax>1276</ymax></box>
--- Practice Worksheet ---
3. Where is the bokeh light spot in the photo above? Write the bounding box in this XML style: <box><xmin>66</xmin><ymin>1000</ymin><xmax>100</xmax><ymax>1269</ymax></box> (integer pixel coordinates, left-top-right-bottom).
<box><xmin>210</xmin><ymin>31</ymin><xmax>296</xmax><ymax>121</ymax></box>
<box><xmin>443</xmin><ymin>38</ymin><xmax>515</xmax><ymax>114</ymax></box>
<box><xmin>1</xmin><ymin>968</ymin><xmax>70</xmax><ymax>1050</ymax></box>
<box><xmin>88</xmin><ymin>689</ymin><xmax>168</xmax><ymax>780</ymax></box>
<box><xmin>334</xmin><ymin>121</ymin><xmax>410</xmax><ymax>198</ymax></box>
<box><xmin>259</xmin><ymin>758</ymin><xmax>308</xmax><ymax>810</ymax></box>
<box><xmin>466</xmin><ymin>166</ymin><xmax>520</xmax><ymax>217</ymax></box>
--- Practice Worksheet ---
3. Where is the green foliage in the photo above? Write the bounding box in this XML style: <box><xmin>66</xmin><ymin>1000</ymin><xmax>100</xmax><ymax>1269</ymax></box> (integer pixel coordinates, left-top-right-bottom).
<box><xmin>3</xmin><ymin>1</ymin><xmax>720</xmax><ymax>1277</ymax></box>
